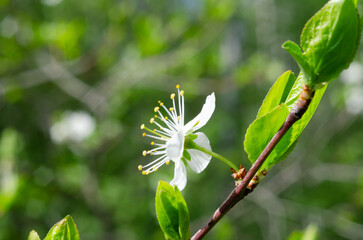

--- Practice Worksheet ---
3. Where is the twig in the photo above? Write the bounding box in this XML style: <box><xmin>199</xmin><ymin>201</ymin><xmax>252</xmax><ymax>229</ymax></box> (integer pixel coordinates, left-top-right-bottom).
<box><xmin>191</xmin><ymin>85</ymin><xmax>315</xmax><ymax>239</ymax></box>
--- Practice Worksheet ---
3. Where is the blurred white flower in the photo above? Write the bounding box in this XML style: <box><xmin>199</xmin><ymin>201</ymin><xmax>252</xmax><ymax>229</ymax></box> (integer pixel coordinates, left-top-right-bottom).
<box><xmin>341</xmin><ymin>62</ymin><xmax>363</xmax><ymax>115</ymax></box>
<box><xmin>139</xmin><ymin>85</ymin><xmax>215</xmax><ymax>191</ymax></box>
<box><xmin>50</xmin><ymin>111</ymin><xmax>96</xmax><ymax>144</ymax></box>
<box><xmin>340</xmin><ymin>62</ymin><xmax>363</xmax><ymax>85</ymax></box>
<box><xmin>1</xmin><ymin>17</ymin><xmax>18</xmax><ymax>38</ymax></box>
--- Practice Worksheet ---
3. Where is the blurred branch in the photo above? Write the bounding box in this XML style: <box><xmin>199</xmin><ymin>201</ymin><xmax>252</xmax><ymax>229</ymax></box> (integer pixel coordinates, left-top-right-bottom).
<box><xmin>92</xmin><ymin>21</ymin><xmax>228</xmax><ymax>109</ymax></box>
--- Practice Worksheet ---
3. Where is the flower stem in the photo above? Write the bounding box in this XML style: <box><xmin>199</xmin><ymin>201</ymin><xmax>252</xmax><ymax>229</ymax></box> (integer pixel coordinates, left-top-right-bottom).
<box><xmin>185</xmin><ymin>136</ymin><xmax>239</xmax><ymax>171</ymax></box>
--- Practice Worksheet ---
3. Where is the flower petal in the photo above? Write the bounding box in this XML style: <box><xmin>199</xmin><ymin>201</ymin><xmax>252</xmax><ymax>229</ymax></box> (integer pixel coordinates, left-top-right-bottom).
<box><xmin>166</xmin><ymin>130</ymin><xmax>184</xmax><ymax>162</ymax></box>
<box><xmin>186</xmin><ymin>132</ymin><xmax>212</xmax><ymax>173</ymax></box>
<box><xmin>170</xmin><ymin>161</ymin><xmax>187</xmax><ymax>191</ymax></box>
<box><xmin>184</xmin><ymin>93</ymin><xmax>215</xmax><ymax>133</ymax></box>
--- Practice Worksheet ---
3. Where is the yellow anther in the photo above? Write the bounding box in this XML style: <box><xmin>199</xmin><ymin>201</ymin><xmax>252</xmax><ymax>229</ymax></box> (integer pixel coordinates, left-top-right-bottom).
<box><xmin>146</xmin><ymin>170</ymin><xmax>150</xmax><ymax>175</ymax></box>
<box><xmin>166</xmin><ymin>160</ymin><xmax>170</xmax><ymax>165</ymax></box>
<box><xmin>150</xmin><ymin>118</ymin><xmax>155</xmax><ymax>124</ymax></box>
<box><xmin>154</xmin><ymin>107</ymin><xmax>159</xmax><ymax>112</ymax></box>
<box><xmin>153</xmin><ymin>167</ymin><xmax>158</xmax><ymax>171</ymax></box>
<box><xmin>150</xmin><ymin>153</ymin><xmax>153</xmax><ymax>156</ymax></box>
<box><xmin>151</xmin><ymin>142</ymin><xmax>154</xmax><ymax>145</ymax></box>
<box><xmin>170</xmin><ymin>93</ymin><xmax>175</xmax><ymax>99</ymax></box>
<box><xmin>169</xmin><ymin>107</ymin><xmax>174</xmax><ymax>111</ymax></box>
<box><xmin>142</xmin><ymin>133</ymin><xmax>146</xmax><ymax>137</ymax></box>
<box><xmin>164</xmin><ymin>116</ymin><xmax>168</xmax><ymax>120</ymax></box>
<box><xmin>140</xmin><ymin>124</ymin><xmax>145</xmax><ymax>129</ymax></box>
<box><xmin>143</xmin><ymin>150</ymin><xmax>147</xmax><ymax>156</ymax></box>
<box><xmin>176</xmin><ymin>85</ymin><xmax>180</xmax><ymax>89</ymax></box>
<box><xmin>180</xmin><ymin>90</ymin><xmax>184</xmax><ymax>96</ymax></box>
<box><xmin>158</xmin><ymin>100</ymin><xmax>161</xmax><ymax>103</ymax></box>
<box><xmin>153</xmin><ymin>129</ymin><xmax>157</xmax><ymax>132</ymax></box>
<box><xmin>138</xmin><ymin>165</ymin><xmax>142</xmax><ymax>171</ymax></box>
<box><xmin>142</xmin><ymin>171</ymin><xmax>146</xmax><ymax>175</ymax></box>
<box><xmin>177</xmin><ymin>116</ymin><xmax>181</xmax><ymax>120</ymax></box>
<box><xmin>154</xmin><ymin>115</ymin><xmax>158</xmax><ymax>118</ymax></box>
<box><xmin>159</xmin><ymin>102</ymin><xmax>164</xmax><ymax>106</ymax></box>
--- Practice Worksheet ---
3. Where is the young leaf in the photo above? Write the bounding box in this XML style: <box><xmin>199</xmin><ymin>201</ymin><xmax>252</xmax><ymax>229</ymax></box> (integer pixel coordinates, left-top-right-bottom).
<box><xmin>28</xmin><ymin>230</ymin><xmax>41</xmax><ymax>240</ymax></box>
<box><xmin>244</xmin><ymin>105</ymin><xmax>289</xmax><ymax>165</ymax></box>
<box><xmin>257</xmin><ymin>71</ymin><xmax>296</xmax><ymax>118</ymax></box>
<box><xmin>155</xmin><ymin>181</ymin><xmax>190</xmax><ymax>240</ymax></box>
<box><xmin>44</xmin><ymin>215</ymin><xmax>80</xmax><ymax>240</ymax></box>
<box><xmin>260</xmin><ymin>84</ymin><xmax>327</xmax><ymax>172</ymax></box>
<box><xmin>281</xmin><ymin>41</ymin><xmax>311</xmax><ymax>84</ymax></box>
<box><xmin>244</xmin><ymin>72</ymin><xmax>327</xmax><ymax>172</ymax></box>
<box><xmin>285</xmin><ymin>0</ymin><xmax>360</xmax><ymax>88</ymax></box>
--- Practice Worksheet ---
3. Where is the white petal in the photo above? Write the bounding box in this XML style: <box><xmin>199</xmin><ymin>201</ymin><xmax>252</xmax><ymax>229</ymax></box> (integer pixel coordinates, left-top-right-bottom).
<box><xmin>170</xmin><ymin>161</ymin><xmax>187</xmax><ymax>191</ymax></box>
<box><xmin>184</xmin><ymin>93</ymin><xmax>215</xmax><ymax>133</ymax></box>
<box><xmin>186</xmin><ymin>132</ymin><xmax>212</xmax><ymax>173</ymax></box>
<box><xmin>166</xmin><ymin>130</ymin><xmax>184</xmax><ymax>162</ymax></box>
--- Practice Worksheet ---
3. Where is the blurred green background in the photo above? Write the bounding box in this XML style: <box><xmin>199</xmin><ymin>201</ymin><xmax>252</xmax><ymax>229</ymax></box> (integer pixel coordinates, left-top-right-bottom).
<box><xmin>0</xmin><ymin>0</ymin><xmax>363</xmax><ymax>239</ymax></box>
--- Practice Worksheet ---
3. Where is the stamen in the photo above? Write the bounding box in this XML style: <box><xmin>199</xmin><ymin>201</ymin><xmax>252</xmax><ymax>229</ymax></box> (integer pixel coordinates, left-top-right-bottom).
<box><xmin>154</xmin><ymin>115</ymin><xmax>158</xmax><ymax>118</ymax></box>
<box><xmin>150</xmin><ymin>118</ymin><xmax>155</xmax><ymax>124</ymax></box>
<box><xmin>170</xmin><ymin>93</ymin><xmax>175</xmax><ymax>99</ymax></box>
<box><xmin>154</xmin><ymin>107</ymin><xmax>159</xmax><ymax>112</ymax></box>
<box><xmin>142</xmin><ymin>133</ymin><xmax>146</xmax><ymax>137</ymax></box>
<box><xmin>140</xmin><ymin>124</ymin><xmax>145</xmax><ymax>129</ymax></box>
<box><xmin>151</xmin><ymin>141</ymin><xmax>155</xmax><ymax>145</ymax></box>
<box><xmin>166</xmin><ymin>160</ymin><xmax>170</xmax><ymax>165</ymax></box>
<box><xmin>138</xmin><ymin>165</ymin><xmax>142</xmax><ymax>171</ymax></box>
<box><xmin>169</xmin><ymin>107</ymin><xmax>174</xmax><ymax>111</ymax></box>
<box><xmin>143</xmin><ymin>150</ymin><xmax>147</xmax><ymax>156</ymax></box>
<box><xmin>178</xmin><ymin>116</ymin><xmax>181</xmax><ymax>120</ymax></box>
<box><xmin>159</xmin><ymin>102</ymin><xmax>164</xmax><ymax>106</ymax></box>
<box><xmin>142</xmin><ymin>171</ymin><xmax>146</xmax><ymax>175</ymax></box>
<box><xmin>176</xmin><ymin>84</ymin><xmax>180</xmax><ymax>89</ymax></box>
<box><xmin>164</xmin><ymin>116</ymin><xmax>168</xmax><ymax>120</ymax></box>
<box><xmin>180</xmin><ymin>90</ymin><xmax>184</xmax><ymax>96</ymax></box>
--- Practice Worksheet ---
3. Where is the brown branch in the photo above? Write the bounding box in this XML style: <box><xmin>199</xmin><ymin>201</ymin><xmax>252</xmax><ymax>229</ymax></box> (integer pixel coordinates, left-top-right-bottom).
<box><xmin>191</xmin><ymin>85</ymin><xmax>314</xmax><ymax>240</ymax></box>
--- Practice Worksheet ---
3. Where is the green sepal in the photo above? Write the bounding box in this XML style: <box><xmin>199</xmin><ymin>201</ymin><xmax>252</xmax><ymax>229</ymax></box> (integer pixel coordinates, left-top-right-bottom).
<box><xmin>155</xmin><ymin>181</ymin><xmax>190</xmax><ymax>240</ymax></box>
<box><xmin>44</xmin><ymin>215</ymin><xmax>80</xmax><ymax>240</ymax></box>
<box><xmin>183</xmin><ymin>150</ymin><xmax>191</xmax><ymax>161</ymax></box>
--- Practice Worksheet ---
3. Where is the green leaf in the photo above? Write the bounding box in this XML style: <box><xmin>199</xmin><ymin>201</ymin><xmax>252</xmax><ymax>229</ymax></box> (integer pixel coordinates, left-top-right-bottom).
<box><xmin>28</xmin><ymin>230</ymin><xmax>41</xmax><ymax>240</ymax></box>
<box><xmin>257</xmin><ymin>70</ymin><xmax>296</xmax><ymax>118</ymax></box>
<box><xmin>282</xmin><ymin>41</ymin><xmax>312</xmax><ymax>84</ymax></box>
<box><xmin>244</xmin><ymin>72</ymin><xmax>327</xmax><ymax>172</ymax></box>
<box><xmin>299</xmin><ymin>0</ymin><xmax>360</xmax><ymax>87</ymax></box>
<box><xmin>155</xmin><ymin>181</ymin><xmax>190</xmax><ymax>240</ymax></box>
<box><xmin>244</xmin><ymin>105</ymin><xmax>289</xmax><ymax>166</ymax></box>
<box><xmin>44</xmin><ymin>215</ymin><xmax>80</xmax><ymax>240</ymax></box>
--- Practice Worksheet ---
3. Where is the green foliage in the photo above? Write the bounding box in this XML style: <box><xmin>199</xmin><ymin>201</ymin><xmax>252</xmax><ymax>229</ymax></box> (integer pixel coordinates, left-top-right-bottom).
<box><xmin>28</xmin><ymin>216</ymin><xmax>80</xmax><ymax>240</ymax></box>
<box><xmin>244</xmin><ymin>72</ymin><xmax>327</xmax><ymax>172</ymax></box>
<box><xmin>28</xmin><ymin>230</ymin><xmax>41</xmax><ymax>240</ymax></box>
<box><xmin>283</xmin><ymin>0</ymin><xmax>360</xmax><ymax>89</ymax></box>
<box><xmin>0</xmin><ymin>128</ymin><xmax>20</xmax><ymax>216</ymax></box>
<box><xmin>155</xmin><ymin>181</ymin><xmax>190</xmax><ymax>240</ymax></box>
<box><xmin>44</xmin><ymin>215</ymin><xmax>80</xmax><ymax>240</ymax></box>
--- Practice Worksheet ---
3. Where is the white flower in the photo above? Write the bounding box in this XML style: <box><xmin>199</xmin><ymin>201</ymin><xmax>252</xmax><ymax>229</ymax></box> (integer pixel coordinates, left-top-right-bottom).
<box><xmin>50</xmin><ymin>111</ymin><xmax>96</xmax><ymax>144</ymax></box>
<box><xmin>139</xmin><ymin>85</ymin><xmax>215</xmax><ymax>190</ymax></box>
